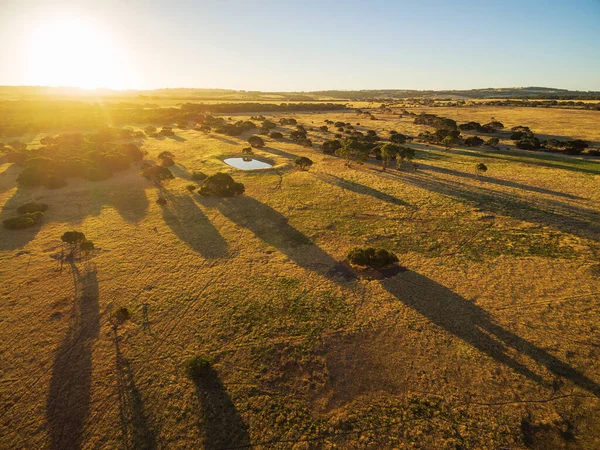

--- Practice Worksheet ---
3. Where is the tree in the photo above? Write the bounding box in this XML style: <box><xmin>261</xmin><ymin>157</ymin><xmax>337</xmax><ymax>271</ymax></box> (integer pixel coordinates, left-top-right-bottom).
<box><xmin>390</xmin><ymin>133</ymin><xmax>407</xmax><ymax>144</ymax></box>
<box><xmin>464</xmin><ymin>136</ymin><xmax>484</xmax><ymax>147</ymax></box>
<box><xmin>247</xmin><ymin>135</ymin><xmax>265</xmax><ymax>148</ymax></box>
<box><xmin>347</xmin><ymin>247</ymin><xmax>399</xmax><ymax>269</ymax></box>
<box><xmin>198</xmin><ymin>173</ymin><xmax>244</xmax><ymax>197</ymax></box>
<box><xmin>294</xmin><ymin>156</ymin><xmax>313</xmax><ymax>170</ymax></box>
<box><xmin>61</xmin><ymin>230</ymin><xmax>86</xmax><ymax>258</ymax></box>
<box><xmin>397</xmin><ymin>146</ymin><xmax>415</xmax><ymax>166</ymax></box>
<box><xmin>141</xmin><ymin>165</ymin><xmax>174</xmax><ymax>189</ymax></box>
<box><xmin>475</xmin><ymin>163</ymin><xmax>488</xmax><ymax>177</ymax></box>
<box><xmin>335</xmin><ymin>138</ymin><xmax>369</xmax><ymax>167</ymax></box>
<box><xmin>321</xmin><ymin>139</ymin><xmax>342</xmax><ymax>154</ymax></box>
<box><xmin>80</xmin><ymin>240</ymin><xmax>95</xmax><ymax>260</ymax></box>
<box><xmin>319</xmin><ymin>126</ymin><xmax>328</xmax><ymax>132</ymax></box>
<box><xmin>441</xmin><ymin>135</ymin><xmax>458</xmax><ymax>150</ymax></box>
<box><xmin>378</xmin><ymin>143</ymin><xmax>397</xmax><ymax>171</ymax></box>
<box><xmin>269</xmin><ymin>131</ymin><xmax>283</xmax><ymax>139</ymax></box>
<box><xmin>485</xmin><ymin>137</ymin><xmax>500</xmax><ymax>148</ymax></box>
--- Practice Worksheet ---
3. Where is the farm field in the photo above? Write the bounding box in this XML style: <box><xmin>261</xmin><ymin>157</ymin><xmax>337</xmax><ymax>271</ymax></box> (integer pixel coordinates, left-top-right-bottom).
<box><xmin>1</xmin><ymin>106</ymin><xmax>600</xmax><ymax>449</ymax></box>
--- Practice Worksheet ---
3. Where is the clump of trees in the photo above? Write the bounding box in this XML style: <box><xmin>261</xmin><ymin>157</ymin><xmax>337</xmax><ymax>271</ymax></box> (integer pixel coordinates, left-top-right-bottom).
<box><xmin>141</xmin><ymin>165</ymin><xmax>175</xmax><ymax>188</ymax></box>
<box><xmin>347</xmin><ymin>247</ymin><xmax>399</xmax><ymax>269</ymax></box>
<box><xmin>336</xmin><ymin>138</ymin><xmax>370</xmax><ymax>167</ymax></box>
<box><xmin>294</xmin><ymin>156</ymin><xmax>313</xmax><ymax>170</ymax></box>
<box><xmin>3</xmin><ymin>211</ymin><xmax>44</xmax><ymax>230</ymax></box>
<box><xmin>198</xmin><ymin>173</ymin><xmax>244</xmax><ymax>197</ymax></box>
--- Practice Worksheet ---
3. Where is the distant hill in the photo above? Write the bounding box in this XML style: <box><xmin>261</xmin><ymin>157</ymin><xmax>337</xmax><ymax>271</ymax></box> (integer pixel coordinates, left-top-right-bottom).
<box><xmin>0</xmin><ymin>85</ymin><xmax>599</xmax><ymax>101</ymax></box>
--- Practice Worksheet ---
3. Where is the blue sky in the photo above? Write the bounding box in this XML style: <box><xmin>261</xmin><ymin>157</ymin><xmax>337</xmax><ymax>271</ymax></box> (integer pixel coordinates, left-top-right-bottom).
<box><xmin>1</xmin><ymin>0</ymin><xmax>599</xmax><ymax>91</ymax></box>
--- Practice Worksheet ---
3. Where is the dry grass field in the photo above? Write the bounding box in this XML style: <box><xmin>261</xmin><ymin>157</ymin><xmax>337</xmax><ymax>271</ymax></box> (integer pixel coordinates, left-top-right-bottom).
<box><xmin>1</xmin><ymin>106</ymin><xmax>599</xmax><ymax>449</ymax></box>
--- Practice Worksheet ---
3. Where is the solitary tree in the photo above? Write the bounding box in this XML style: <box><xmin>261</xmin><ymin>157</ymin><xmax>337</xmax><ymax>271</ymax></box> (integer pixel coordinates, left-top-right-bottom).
<box><xmin>61</xmin><ymin>231</ymin><xmax>86</xmax><ymax>259</ymax></box>
<box><xmin>248</xmin><ymin>135</ymin><xmax>265</xmax><ymax>148</ymax></box>
<box><xmin>475</xmin><ymin>163</ymin><xmax>488</xmax><ymax>177</ymax></box>
<box><xmin>294</xmin><ymin>156</ymin><xmax>313</xmax><ymax>170</ymax></box>
<box><xmin>379</xmin><ymin>143</ymin><xmax>397</xmax><ymax>171</ymax></box>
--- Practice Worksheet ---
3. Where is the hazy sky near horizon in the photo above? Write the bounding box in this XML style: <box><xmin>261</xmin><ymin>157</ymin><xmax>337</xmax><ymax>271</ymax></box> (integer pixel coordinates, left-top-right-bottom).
<box><xmin>1</xmin><ymin>0</ymin><xmax>599</xmax><ymax>91</ymax></box>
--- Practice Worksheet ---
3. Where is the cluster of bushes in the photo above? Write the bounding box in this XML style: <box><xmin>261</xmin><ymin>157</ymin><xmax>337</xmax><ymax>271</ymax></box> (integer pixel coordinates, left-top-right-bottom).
<box><xmin>6</xmin><ymin>131</ymin><xmax>146</xmax><ymax>189</ymax></box>
<box><xmin>199</xmin><ymin>116</ymin><xmax>258</xmax><ymax>136</ymax></box>
<box><xmin>2</xmin><ymin>201</ymin><xmax>47</xmax><ymax>229</ymax></box>
<box><xmin>198</xmin><ymin>173</ymin><xmax>244</xmax><ymax>197</ymax></box>
<box><xmin>458</xmin><ymin>121</ymin><xmax>504</xmax><ymax>133</ymax></box>
<box><xmin>347</xmin><ymin>247</ymin><xmax>399</xmax><ymax>269</ymax></box>
<box><xmin>0</xmin><ymin>100</ymin><xmax>347</xmax><ymax>138</ymax></box>
<box><xmin>321</xmin><ymin>139</ymin><xmax>343</xmax><ymax>154</ymax></box>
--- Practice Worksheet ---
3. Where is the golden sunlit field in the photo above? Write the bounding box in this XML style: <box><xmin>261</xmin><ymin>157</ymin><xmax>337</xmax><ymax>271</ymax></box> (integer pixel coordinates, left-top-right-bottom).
<box><xmin>1</xmin><ymin>104</ymin><xmax>599</xmax><ymax>449</ymax></box>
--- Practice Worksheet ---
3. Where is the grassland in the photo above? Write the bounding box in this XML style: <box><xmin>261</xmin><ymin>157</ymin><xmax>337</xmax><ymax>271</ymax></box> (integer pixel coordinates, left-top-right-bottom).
<box><xmin>1</xmin><ymin>105</ymin><xmax>599</xmax><ymax>449</ymax></box>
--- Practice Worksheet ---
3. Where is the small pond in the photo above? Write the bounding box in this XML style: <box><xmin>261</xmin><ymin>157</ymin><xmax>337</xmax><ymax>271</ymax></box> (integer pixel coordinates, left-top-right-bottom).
<box><xmin>223</xmin><ymin>157</ymin><xmax>273</xmax><ymax>170</ymax></box>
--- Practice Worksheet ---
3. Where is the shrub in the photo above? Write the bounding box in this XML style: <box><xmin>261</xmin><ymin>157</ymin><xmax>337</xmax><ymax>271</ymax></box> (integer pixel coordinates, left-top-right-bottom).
<box><xmin>485</xmin><ymin>137</ymin><xmax>500</xmax><ymax>148</ymax></box>
<box><xmin>114</xmin><ymin>306</ymin><xmax>130</xmax><ymax>323</ymax></box>
<box><xmin>184</xmin><ymin>356</ymin><xmax>212</xmax><ymax>380</ymax></box>
<box><xmin>156</xmin><ymin>197</ymin><xmax>167</xmax><ymax>205</ymax></box>
<box><xmin>334</xmin><ymin>133</ymin><xmax>343</xmax><ymax>139</ymax></box>
<box><xmin>247</xmin><ymin>135</ymin><xmax>265</xmax><ymax>148</ymax></box>
<box><xmin>159</xmin><ymin>126</ymin><xmax>175</xmax><ymax>137</ymax></box>
<box><xmin>516</xmin><ymin>136</ymin><xmax>541</xmax><ymax>150</ymax></box>
<box><xmin>61</xmin><ymin>230</ymin><xmax>86</xmax><ymax>246</ymax></box>
<box><xmin>144</xmin><ymin>125</ymin><xmax>157</xmax><ymax>135</ymax></box>
<box><xmin>390</xmin><ymin>133</ymin><xmax>407</xmax><ymax>144</ymax></box>
<box><xmin>299</xmin><ymin>138</ymin><xmax>313</xmax><ymax>148</ymax></box>
<box><xmin>294</xmin><ymin>156</ymin><xmax>313</xmax><ymax>170</ymax></box>
<box><xmin>476</xmin><ymin>163</ymin><xmax>488</xmax><ymax>176</ymax></box>
<box><xmin>186</xmin><ymin>184</ymin><xmax>197</xmax><ymax>191</ymax></box>
<box><xmin>120</xmin><ymin>143</ymin><xmax>145</xmax><ymax>161</ymax></box>
<box><xmin>17</xmin><ymin>202</ymin><xmax>48</xmax><ymax>214</ymax></box>
<box><xmin>80</xmin><ymin>240</ymin><xmax>95</xmax><ymax>253</ymax></box>
<box><xmin>319</xmin><ymin>126</ymin><xmax>328</xmax><ymax>132</ymax></box>
<box><xmin>198</xmin><ymin>173</ymin><xmax>245</xmax><ymax>197</ymax></box>
<box><xmin>141</xmin><ymin>165</ymin><xmax>174</xmax><ymax>186</ymax></box>
<box><xmin>347</xmin><ymin>247</ymin><xmax>399</xmax><ymax>269</ymax></box>
<box><xmin>241</xmin><ymin>147</ymin><xmax>253</xmax><ymax>155</ymax></box>
<box><xmin>321</xmin><ymin>139</ymin><xmax>342</xmax><ymax>154</ymax></box>
<box><xmin>464</xmin><ymin>136</ymin><xmax>484</xmax><ymax>147</ymax></box>
<box><xmin>2</xmin><ymin>212</ymin><xmax>43</xmax><ymax>230</ymax></box>
<box><xmin>269</xmin><ymin>131</ymin><xmax>283</xmax><ymax>139</ymax></box>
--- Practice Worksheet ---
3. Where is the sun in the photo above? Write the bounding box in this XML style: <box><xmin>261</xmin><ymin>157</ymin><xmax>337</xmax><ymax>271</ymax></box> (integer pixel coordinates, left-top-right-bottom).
<box><xmin>26</xmin><ymin>17</ymin><xmax>131</xmax><ymax>90</ymax></box>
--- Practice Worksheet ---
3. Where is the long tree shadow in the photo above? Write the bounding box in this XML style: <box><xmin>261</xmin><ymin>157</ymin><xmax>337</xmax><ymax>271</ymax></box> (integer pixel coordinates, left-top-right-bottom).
<box><xmin>416</xmin><ymin>163</ymin><xmax>584</xmax><ymax>200</ymax></box>
<box><xmin>46</xmin><ymin>263</ymin><xmax>99</xmax><ymax>450</ymax></box>
<box><xmin>382</xmin><ymin>271</ymin><xmax>600</xmax><ymax>397</ymax></box>
<box><xmin>192</xmin><ymin>366</ymin><xmax>250</xmax><ymax>450</ymax></box>
<box><xmin>442</xmin><ymin>147</ymin><xmax>600</xmax><ymax>175</ymax></box>
<box><xmin>313</xmin><ymin>172</ymin><xmax>412</xmax><ymax>207</ymax></box>
<box><xmin>0</xmin><ymin>169</ymin><xmax>149</xmax><ymax>251</ymax></box>
<box><xmin>260</xmin><ymin>145</ymin><xmax>299</xmax><ymax>160</ymax></box>
<box><xmin>199</xmin><ymin>195</ymin><xmax>355</xmax><ymax>281</ymax></box>
<box><xmin>113</xmin><ymin>326</ymin><xmax>157</xmax><ymax>450</ymax></box>
<box><xmin>398</xmin><ymin>172</ymin><xmax>600</xmax><ymax>242</ymax></box>
<box><xmin>162</xmin><ymin>191</ymin><xmax>230</xmax><ymax>259</ymax></box>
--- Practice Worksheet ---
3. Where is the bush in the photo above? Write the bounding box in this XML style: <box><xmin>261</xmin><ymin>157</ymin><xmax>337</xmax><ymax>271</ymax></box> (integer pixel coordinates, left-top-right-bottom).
<box><xmin>156</xmin><ymin>196</ymin><xmax>167</xmax><ymax>205</ymax></box>
<box><xmin>485</xmin><ymin>137</ymin><xmax>500</xmax><ymax>148</ymax></box>
<box><xmin>476</xmin><ymin>163</ymin><xmax>488</xmax><ymax>175</ymax></box>
<box><xmin>319</xmin><ymin>126</ymin><xmax>328</xmax><ymax>132</ymax></box>
<box><xmin>141</xmin><ymin>165</ymin><xmax>174</xmax><ymax>186</ymax></box>
<box><xmin>321</xmin><ymin>139</ymin><xmax>342</xmax><ymax>154</ymax></box>
<box><xmin>186</xmin><ymin>184</ymin><xmax>197</xmax><ymax>191</ymax></box>
<box><xmin>464</xmin><ymin>136</ymin><xmax>484</xmax><ymax>147</ymax></box>
<box><xmin>347</xmin><ymin>247</ymin><xmax>399</xmax><ymax>269</ymax></box>
<box><xmin>61</xmin><ymin>230</ymin><xmax>86</xmax><ymax>246</ymax></box>
<box><xmin>17</xmin><ymin>202</ymin><xmax>48</xmax><ymax>214</ymax></box>
<box><xmin>198</xmin><ymin>173</ymin><xmax>245</xmax><ymax>197</ymax></box>
<box><xmin>160</xmin><ymin>157</ymin><xmax>175</xmax><ymax>167</ymax></box>
<box><xmin>269</xmin><ymin>131</ymin><xmax>283</xmax><ymax>139</ymax></box>
<box><xmin>247</xmin><ymin>135</ymin><xmax>265</xmax><ymax>148</ymax></box>
<box><xmin>184</xmin><ymin>356</ymin><xmax>212</xmax><ymax>380</ymax></box>
<box><xmin>516</xmin><ymin>136</ymin><xmax>541</xmax><ymax>150</ymax></box>
<box><xmin>159</xmin><ymin>126</ymin><xmax>175</xmax><ymax>137</ymax></box>
<box><xmin>2</xmin><ymin>211</ymin><xmax>43</xmax><ymax>230</ymax></box>
<box><xmin>242</xmin><ymin>147</ymin><xmax>253</xmax><ymax>155</ymax></box>
<box><xmin>114</xmin><ymin>306</ymin><xmax>130</xmax><ymax>323</ymax></box>
<box><xmin>294</xmin><ymin>156</ymin><xmax>313</xmax><ymax>170</ymax></box>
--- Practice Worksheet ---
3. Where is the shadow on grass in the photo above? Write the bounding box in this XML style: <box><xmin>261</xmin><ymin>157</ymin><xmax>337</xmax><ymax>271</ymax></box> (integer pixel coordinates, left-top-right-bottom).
<box><xmin>192</xmin><ymin>367</ymin><xmax>250</xmax><ymax>450</ymax></box>
<box><xmin>443</xmin><ymin>147</ymin><xmax>600</xmax><ymax>176</ymax></box>
<box><xmin>382</xmin><ymin>271</ymin><xmax>600</xmax><ymax>397</ymax></box>
<box><xmin>314</xmin><ymin>172</ymin><xmax>412</xmax><ymax>207</ymax></box>
<box><xmin>199</xmin><ymin>195</ymin><xmax>355</xmax><ymax>282</ymax></box>
<box><xmin>260</xmin><ymin>145</ymin><xmax>299</xmax><ymax>160</ymax></box>
<box><xmin>112</xmin><ymin>326</ymin><xmax>157</xmax><ymax>450</ymax></box>
<box><xmin>162</xmin><ymin>190</ymin><xmax>229</xmax><ymax>259</ymax></box>
<box><xmin>396</xmin><ymin>172</ymin><xmax>600</xmax><ymax>242</ymax></box>
<box><xmin>46</xmin><ymin>263</ymin><xmax>99</xmax><ymax>450</ymax></box>
<box><xmin>0</xmin><ymin>169</ymin><xmax>149</xmax><ymax>251</ymax></box>
<box><xmin>416</xmin><ymin>163</ymin><xmax>584</xmax><ymax>200</ymax></box>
